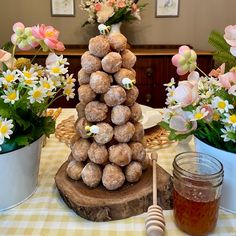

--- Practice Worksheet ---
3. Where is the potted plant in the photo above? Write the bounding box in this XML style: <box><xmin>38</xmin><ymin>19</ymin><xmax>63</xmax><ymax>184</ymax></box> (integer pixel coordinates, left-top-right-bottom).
<box><xmin>160</xmin><ymin>25</ymin><xmax>236</xmax><ymax>213</ymax></box>
<box><xmin>0</xmin><ymin>22</ymin><xmax>75</xmax><ymax>210</ymax></box>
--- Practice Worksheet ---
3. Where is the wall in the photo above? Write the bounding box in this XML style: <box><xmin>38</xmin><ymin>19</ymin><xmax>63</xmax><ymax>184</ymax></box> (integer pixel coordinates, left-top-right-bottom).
<box><xmin>0</xmin><ymin>0</ymin><xmax>236</xmax><ymax>50</ymax></box>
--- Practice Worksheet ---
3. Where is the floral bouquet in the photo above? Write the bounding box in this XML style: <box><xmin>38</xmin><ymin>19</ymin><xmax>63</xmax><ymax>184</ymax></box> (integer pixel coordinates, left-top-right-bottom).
<box><xmin>0</xmin><ymin>22</ymin><xmax>75</xmax><ymax>153</ymax></box>
<box><xmin>160</xmin><ymin>25</ymin><xmax>236</xmax><ymax>153</ymax></box>
<box><xmin>80</xmin><ymin>0</ymin><xmax>146</xmax><ymax>27</ymax></box>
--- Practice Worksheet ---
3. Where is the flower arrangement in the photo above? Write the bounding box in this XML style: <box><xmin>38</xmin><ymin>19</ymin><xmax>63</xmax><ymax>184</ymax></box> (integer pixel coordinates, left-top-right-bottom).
<box><xmin>80</xmin><ymin>0</ymin><xmax>146</xmax><ymax>27</ymax></box>
<box><xmin>160</xmin><ymin>25</ymin><xmax>236</xmax><ymax>153</ymax></box>
<box><xmin>0</xmin><ymin>22</ymin><xmax>75</xmax><ymax>153</ymax></box>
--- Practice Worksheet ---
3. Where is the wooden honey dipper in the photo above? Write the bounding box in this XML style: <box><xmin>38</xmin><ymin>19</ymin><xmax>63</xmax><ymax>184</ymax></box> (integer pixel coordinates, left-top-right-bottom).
<box><xmin>145</xmin><ymin>152</ymin><xmax>165</xmax><ymax>236</ymax></box>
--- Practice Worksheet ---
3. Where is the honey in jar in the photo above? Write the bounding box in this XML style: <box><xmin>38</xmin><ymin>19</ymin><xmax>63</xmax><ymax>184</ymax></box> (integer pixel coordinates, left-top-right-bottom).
<box><xmin>172</xmin><ymin>152</ymin><xmax>224</xmax><ymax>236</ymax></box>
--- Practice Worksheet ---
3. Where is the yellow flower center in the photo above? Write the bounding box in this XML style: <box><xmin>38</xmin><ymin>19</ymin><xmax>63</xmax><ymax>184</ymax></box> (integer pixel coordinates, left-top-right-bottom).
<box><xmin>194</xmin><ymin>113</ymin><xmax>203</xmax><ymax>120</ymax></box>
<box><xmin>52</xmin><ymin>67</ymin><xmax>60</xmax><ymax>74</ymax></box>
<box><xmin>23</xmin><ymin>71</ymin><xmax>32</xmax><ymax>78</ymax></box>
<box><xmin>45</xmin><ymin>31</ymin><xmax>55</xmax><ymax>37</ymax></box>
<box><xmin>64</xmin><ymin>88</ymin><xmax>71</xmax><ymax>95</ymax></box>
<box><xmin>33</xmin><ymin>90</ymin><xmax>42</xmax><ymax>99</ymax></box>
<box><xmin>37</xmin><ymin>70</ymin><xmax>43</xmax><ymax>77</ymax></box>
<box><xmin>218</xmin><ymin>101</ymin><xmax>226</xmax><ymax>109</ymax></box>
<box><xmin>8</xmin><ymin>92</ymin><xmax>17</xmax><ymax>100</ymax></box>
<box><xmin>0</xmin><ymin>125</ymin><xmax>8</xmax><ymax>135</ymax></box>
<box><xmin>229</xmin><ymin>114</ymin><xmax>236</xmax><ymax>124</ymax></box>
<box><xmin>5</xmin><ymin>74</ymin><xmax>14</xmax><ymax>83</ymax></box>
<box><xmin>25</xmin><ymin>79</ymin><xmax>33</xmax><ymax>85</ymax></box>
<box><xmin>213</xmin><ymin>113</ymin><xmax>220</xmax><ymax>121</ymax></box>
<box><xmin>43</xmin><ymin>82</ymin><xmax>50</xmax><ymax>89</ymax></box>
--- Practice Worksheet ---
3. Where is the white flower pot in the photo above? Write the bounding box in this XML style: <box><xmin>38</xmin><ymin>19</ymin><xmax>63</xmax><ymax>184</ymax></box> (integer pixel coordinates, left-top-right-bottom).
<box><xmin>195</xmin><ymin>137</ymin><xmax>236</xmax><ymax>213</ymax></box>
<box><xmin>0</xmin><ymin>137</ymin><xmax>43</xmax><ymax>211</ymax></box>
<box><xmin>109</xmin><ymin>22</ymin><xmax>122</xmax><ymax>34</ymax></box>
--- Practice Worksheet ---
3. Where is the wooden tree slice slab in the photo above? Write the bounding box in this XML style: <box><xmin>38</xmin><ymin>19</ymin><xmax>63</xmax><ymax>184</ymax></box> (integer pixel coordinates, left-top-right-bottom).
<box><xmin>55</xmin><ymin>160</ymin><xmax>173</xmax><ymax>222</ymax></box>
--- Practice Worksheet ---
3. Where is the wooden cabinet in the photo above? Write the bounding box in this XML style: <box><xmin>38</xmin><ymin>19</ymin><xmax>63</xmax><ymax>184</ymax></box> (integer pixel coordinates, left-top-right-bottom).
<box><xmin>133</xmin><ymin>51</ymin><xmax>213</xmax><ymax>108</ymax></box>
<box><xmin>16</xmin><ymin>47</ymin><xmax>213</xmax><ymax>108</ymax></box>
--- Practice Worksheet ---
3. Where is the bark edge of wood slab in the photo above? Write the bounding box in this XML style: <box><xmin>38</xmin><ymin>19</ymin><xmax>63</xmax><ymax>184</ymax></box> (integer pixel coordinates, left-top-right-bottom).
<box><xmin>55</xmin><ymin>160</ymin><xmax>173</xmax><ymax>221</ymax></box>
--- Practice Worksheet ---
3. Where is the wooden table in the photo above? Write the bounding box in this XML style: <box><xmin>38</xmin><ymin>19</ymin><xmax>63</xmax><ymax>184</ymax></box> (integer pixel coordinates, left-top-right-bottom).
<box><xmin>0</xmin><ymin>109</ymin><xmax>235</xmax><ymax>236</ymax></box>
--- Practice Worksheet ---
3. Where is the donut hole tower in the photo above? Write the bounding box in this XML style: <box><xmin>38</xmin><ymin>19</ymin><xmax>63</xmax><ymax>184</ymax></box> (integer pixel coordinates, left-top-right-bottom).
<box><xmin>66</xmin><ymin>31</ymin><xmax>149</xmax><ymax>191</ymax></box>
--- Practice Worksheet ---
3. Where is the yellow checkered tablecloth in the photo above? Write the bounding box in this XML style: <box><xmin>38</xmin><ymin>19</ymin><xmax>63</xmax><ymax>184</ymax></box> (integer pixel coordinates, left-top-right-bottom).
<box><xmin>0</xmin><ymin>109</ymin><xmax>236</xmax><ymax>236</ymax></box>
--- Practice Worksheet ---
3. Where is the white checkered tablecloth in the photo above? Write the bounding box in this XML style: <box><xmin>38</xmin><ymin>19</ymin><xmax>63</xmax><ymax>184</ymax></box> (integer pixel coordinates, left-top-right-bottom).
<box><xmin>0</xmin><ymin>109</ymin><xmax>236</xmax><ymax>236</ymax></box>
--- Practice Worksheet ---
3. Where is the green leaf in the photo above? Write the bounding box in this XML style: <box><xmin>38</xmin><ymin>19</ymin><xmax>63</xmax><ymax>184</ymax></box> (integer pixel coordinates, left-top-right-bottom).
<box><xmin>159</xmin><ymin>121</ymin><xmax>171</xmax><ymax>130</ymax></box>
<box><xmin>2</xmin><ymin>62</ymin><xmax>8</xmax><ymax>72</ymax></box>
<box><xmin>41</xmin><ymin>116</ymin><xmax>55</xmax><ymax>137</ymax></box>
<box><xmin>1</xmin><ymin>41</ymin><xmax>14</xmax><ymax>52</ymax></box>
<box><xmin>14</xmin><ymin>135</ymin><xmax>30</xmax><ymax>146</ymax></box>
<box><xmin>208</xmin><ymin>30</ymin><xmax>236</xmax><ymax>71</ymax></box>
<box><xmin>0</xmin><ymin>100</ymin><xmax>12</xmax><ymax>118</ymax></box>
<box><xmin>208</xmin><ymin>30</ymin><xmax>229</xmax><ymax>52</ymax></box>
<box><xmin>12</xmin><ymin>110</ymin><xmax>31</xmax><ymax>130</ymax></box>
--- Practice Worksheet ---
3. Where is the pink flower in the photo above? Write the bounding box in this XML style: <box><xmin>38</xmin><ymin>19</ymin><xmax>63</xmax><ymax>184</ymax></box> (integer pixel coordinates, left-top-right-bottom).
<box><xmin>12</xmin><ymin>22</ymin><xmax>25</xmax><ymax>34</ymax></box>
<box><xmin>172</xmin><ymin>45</ymin><xmax>197</xmax><ymax>75</ymax></box>
<box><xmin>11</xmin><ymin>22</ymin><xmax>39</xmax><ymax>51</ymax></box>
<box><xmin>201</xmin><ymin>104</ymin><xmax>214</xmax><ymax>122</ymax></box>
<box><xmin>132</xmin><ymin>3</ymin><xmax>138</xmax><ymax>12</ymax></box>
<box><xmin>0</xmin><ymin>49</ymin><xmax>15</xmax><ymax>70</ymax></box>
<box><xmin>117</xmin><ymin>0</ymin><xmax>126</xmax><ymax>8</ymax></box>
<box><xmin>229</xmin><ymin>85</ymin><xmax>236</xmax><ymax>95</ymax></box>
<box><xmin>209</xmin><ymin>63</ymin><xmax>225</xmax><ymax>77</ymax></box>
<box><xmin>169</xmin><ymin>111</ymin><xmax>197</xmax><ymax>134</ymax></box>
<box><xmin>95</xmin><ymin>3</ymin><xmax>102</xmax><ymax>11</ymax></box>
<box><xmin>219</xmin><ymin>71</ymin><xmax>236</xmax><ymax>89</ymax></box>
<box><xmin>172</xmin><ymin>72</ymin><xmax>199</xmax><ymax>107</ymax></box>
<box><xmin>46</xmin><ymin>52</ymin><xmax>59</xmax><ymax>66</ymax></box>
<box><xmin>96</xmin><ymin>3</ymin><xmax>114</xmax><ymax>23</ymax></box>
<box><xmin>224</xmin><ymin>25</ymin><xmax>236</xmax><ymax>56</ymax></box>
<box><xmin>31</xmin><ymin>24</ymin><xmax>65</xmax><ymax>51</ymax></box>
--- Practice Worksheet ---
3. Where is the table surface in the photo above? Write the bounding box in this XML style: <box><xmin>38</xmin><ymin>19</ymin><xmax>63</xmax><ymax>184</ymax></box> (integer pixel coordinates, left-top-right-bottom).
<box><xmin>0</xmin><ymin>109</ymin><xmax>236</xmax><ymax>236</ymax></box>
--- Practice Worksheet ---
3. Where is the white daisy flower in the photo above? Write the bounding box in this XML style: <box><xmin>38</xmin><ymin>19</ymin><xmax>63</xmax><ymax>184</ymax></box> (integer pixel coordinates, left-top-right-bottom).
<box><xmin>0</xmin><ymin>118</ymin><xmax>14</xmax><ymax>140</ymax></box>
<box><xmin>0</xmin><ymin>70</ymin><xmax>19</xmax><ymax>86</ymax></box>
<box><xmin>212</xmin><ymin>96</ymin><xmax>234</xmax><ymax>113</ymax></box>
<box><xmin>50</xmin><ymin>76</ymin><xmax>62</xmax><ymax>87</ymax></box>
<box><xmin>164</xmin><ymin>78</ymin><xmax>175</xmax><ymax>88</ymax></box>
<box><xmin>20</xmin><ymin>67</ymin><xmax>39</xmax><ymax>87</ymax></box>
<box><xmin>65</xmin><ymin>74</ymin><xmax>76</xmax><ymax>86</ymax></box>
<box><xmin>39</xmin><ymin>77</ymin><xmax>55</xmax><ymax>91</ymax></box>
<box><xmin>31</xmin><ymin>63</ymin><xmax>44</xmax><ymax>71</ymax></box>
<box><xmin>28</xmin><ymin>86</ymin><xmax>47</xmax><ymax>104</ymax></box>
<box><xmin>47</xmin><ymin>64</ymin><xmax>68</xmax><ymax>76</ymax></box>
<box><xmin>223</xmin><ymin>113</ymin><xmax>236</xmax><ymax>127</ymax></box>
<box><xmin>200</xmin><ymin>88</ymin><xmax>214</xmax><ymax>99</ymax></box>
<box><xmin>190</xmin><ymin>107</ymin><xmax>209</xmax><ymax>121</ymax></box>
<box><xmin>21</xmin><ymin>67</ymin><xmax>38</xmax><ymax>79</ymax></box>
<box><xmin>63</xmin><ymin>85</ymin><xmax>75</xmax><ymax>101</ymax></box>
<box><xmin>1</xmin><ymin>89</ymin><xmax>19</xmax><ymax>104</ymax></box>
<box><xmin>190</xmin><ymin>107</ymin><xmax>207</xmax><ymax>121</ymax></box>
<box><xmin>221</xmin><ymin>126</ymin><xmax>236</xmax><ymax>143</ymax></box>
<box><xmin>57</xmin><ymin>55</ymin><xmax>69</xmax><ymax>66</ymax></box>
<box><xmin>165</xmin><ymin>95</ymin><xmax>176</xmax><ymax>106</ymax></box>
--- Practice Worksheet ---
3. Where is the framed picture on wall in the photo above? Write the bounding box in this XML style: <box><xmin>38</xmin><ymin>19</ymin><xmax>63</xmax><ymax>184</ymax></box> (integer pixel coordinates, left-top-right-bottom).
<box><xmin>156</xmin><ymin>0</ymin><xmax>179</xmax><ymax>17</ymax></box>
<box><xmin>51</xmin><ymin>0</ymin><xmax>75</xmax><ymax>16</ymax></box>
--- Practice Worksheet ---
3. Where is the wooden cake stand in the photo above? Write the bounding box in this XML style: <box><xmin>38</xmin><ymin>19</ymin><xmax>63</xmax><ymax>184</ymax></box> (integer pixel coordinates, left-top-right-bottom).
<box><xmin>55</xmin><ymin>160</ymin><xmax>173</xmax><ymax>222</ymax></box>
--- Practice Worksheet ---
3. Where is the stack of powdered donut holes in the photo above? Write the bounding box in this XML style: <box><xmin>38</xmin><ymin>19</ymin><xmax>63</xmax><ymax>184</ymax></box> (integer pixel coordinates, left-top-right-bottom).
<box><xmin>66</xmin><ymin>30</ymin><xmax>149</xmax><ymax>191</ymax></box>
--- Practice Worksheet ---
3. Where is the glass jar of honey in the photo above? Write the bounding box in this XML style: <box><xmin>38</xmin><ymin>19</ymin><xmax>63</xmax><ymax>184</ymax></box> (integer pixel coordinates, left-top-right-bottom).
<box><xmin>173</xmin><ymin>152</ymin><xmax>224</xmax><ymax>236</ymax></box>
